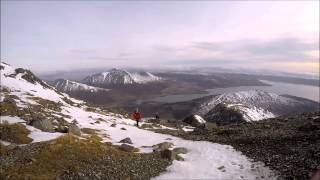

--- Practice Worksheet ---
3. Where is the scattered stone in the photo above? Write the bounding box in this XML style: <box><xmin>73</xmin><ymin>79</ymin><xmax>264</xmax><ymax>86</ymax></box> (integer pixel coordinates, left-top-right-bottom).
<box><xmin>121</xmin><ymin>127</ymin><xmax>126</xmax><ymax>130</ymax></box>
<box><xmin>6</xmin><ymin>143</ymin><xmax>18</xmax><ymax>151</ymax></box>
<box><xmin>119</xmin><ymin>144</ymin><xmax>135</xmax><ymax>152</ymax></box>
<box><xmin>119</xmin><ymin>137</ymin><xmax>133</xmax><ymax>144</ymax></box>
<box><xmin>110</xmin><ymin>123</ymin><xmax>117</xmax><ymax>127</ymax></box>
<box><xmin>68</xmin><ymin>124</ymin><xmax>81</xmax><ymax>136</ymax></box>
<box><xmin>218</xmin><ymin>166</ymin><xmax>225</xmax><ymax>170</ymax></box>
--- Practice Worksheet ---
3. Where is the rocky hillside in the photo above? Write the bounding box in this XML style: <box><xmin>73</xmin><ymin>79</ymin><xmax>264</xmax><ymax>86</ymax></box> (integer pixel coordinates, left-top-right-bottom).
<box><xmin>144</xmin><ymin>111</ymin><xmax>320</xmax><ymax>179</ymax></box>
<box><xmin>0</xmin><ymin>62</ymin><xmax>276</xmax><ymax>179</ymax></box>
<box><xmin>82</xmin><ymin>68</ymin><xmax>161</xmax><ymax>85</ymax></box>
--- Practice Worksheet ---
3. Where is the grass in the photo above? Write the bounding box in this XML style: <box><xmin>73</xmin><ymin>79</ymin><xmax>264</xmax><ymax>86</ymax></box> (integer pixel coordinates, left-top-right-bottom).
<box><xmin>0</xmin><ymin>123</ymin><xmax>33</xmax><ymax>144</ymax></box>
<box><xmin>0</xmin><ymin>101</ymin><xmax>18</xmax><ymax>116</ymax></box>
<box><xmin>2</xmin><ymin>135</ymin><xmax>132</xmax><ymax>179</ymax></box>
<box><xmin>28</xmin><ymin>96</ymin><xmax>62</xmax><ymax>112</ymax></box>
<box><xmin>0</xmin><ymin>143</ymin><xmax>7</xmax><ymax>156</ymax></box>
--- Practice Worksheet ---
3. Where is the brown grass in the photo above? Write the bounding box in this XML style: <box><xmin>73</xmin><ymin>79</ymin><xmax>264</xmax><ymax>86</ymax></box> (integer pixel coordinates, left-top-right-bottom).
<box><xmin>0</xmin><ymin>123</ymin><xmax>32</xmax><ymax>144</ymax></box>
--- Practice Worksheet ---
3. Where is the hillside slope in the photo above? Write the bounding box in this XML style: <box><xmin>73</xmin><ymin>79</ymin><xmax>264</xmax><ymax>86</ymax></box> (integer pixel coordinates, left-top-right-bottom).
<box><xmin>0</xmin><ymin>62</ymin><xmax>276</xmax><ymax>179</ymax></box>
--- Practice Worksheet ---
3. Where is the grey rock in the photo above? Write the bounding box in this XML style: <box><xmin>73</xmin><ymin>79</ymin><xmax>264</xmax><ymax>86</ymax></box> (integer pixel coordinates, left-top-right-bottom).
<box><xmin>119</xmin><ymin>144</ymin><xmax>135</xmax><ymax>152</ymax></box>
<box><xmin>176</xmin><ymin>154</ymin><xmax>184</xmax><ymax>161</ymax></box>
<box><xmin>6</xmin><ymin>143</ymin><xmax>18</xmax><ymax>151</ymax></box>
<box><xmin>110</xmin><ymin>123</ymin><xmax>117</xmax><ymax>127</ymax></box>
<box><xmin>183</xmin><ymin>114</ymin><xmax>206</xmax><ymax>127</ymax></box>
<box><xmin>119</xmin><ymin>137</ymin><xmax>133</xmax><ymax>144</ymax></box>
<box><xmin>153</xmin><ymin>142</ymin><xmax>174</xmax><ymax>152</ymax></box>
<box><xmin>161</xmin><ymin>149</ymin><xmax>176</xmax><ymax>160</ymax></box>
<box><xmin>31</xmin><ymin>119</ymin><xmax>54</xmax><ymax>132</ymax></box>
<box><xmin>55</xmin><ymin>125</ymin><xmax>68</xmax><ymax>133</ymax></box>
<box><xmin>173</xmin><ymin>147</ymin><xmax>188</xmax><ymax>154</ymax></box>
<box><xmin>121</xmin><ymin>127</ymin><xmax>127</xmax><ymax>130</ymax></box>
<box><xmin>68</xmin><ymin>124</ymin><xmax>81</xmax><ymax>136</ymax></box>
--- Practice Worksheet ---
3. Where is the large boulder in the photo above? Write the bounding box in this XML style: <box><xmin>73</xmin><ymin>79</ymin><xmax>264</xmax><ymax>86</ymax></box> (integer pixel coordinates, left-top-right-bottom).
<box><xmin>183</xmin><ymin>114</ymin><xmax>206</xmax><ymax>127</ymax></box>
<box><xmin>152</xmin><ymin>142</ymin><xmax>174</xmax><ymax>152</ymax></box>
<box><xmin>30</xmin><ymin>119</ymin><xmax>54</xmax><ymax>132</ymax></box>
<box><xmin>68</xmin><ymin>124</ymin><xmax>81</xmax><ymax>136</ymax></box>
<box><xmin>160</xmin><ymin>149</ymin><xmax>184</xmax><ymax>161</ymax></box>
<box><xmin>119</xmin><ymin>144</ymin><xmax>135</xmax><ymax>152</ymax></box>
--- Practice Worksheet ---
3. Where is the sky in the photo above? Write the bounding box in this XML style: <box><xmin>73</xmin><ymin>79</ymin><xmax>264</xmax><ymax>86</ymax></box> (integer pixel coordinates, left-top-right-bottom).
<box><xmin>1</xmin><ymin>1</ymin><xmax>319</xmax><ymax>76</ymax></box>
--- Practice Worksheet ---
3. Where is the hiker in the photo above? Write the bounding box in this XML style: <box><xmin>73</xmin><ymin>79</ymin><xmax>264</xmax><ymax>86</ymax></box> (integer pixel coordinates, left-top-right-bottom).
<box><xmin>132</xmin><ymin>109</ymin><xmax>141</xmax><ymax>127</ymax></box>
<box><xmin>155</xmin><ymin>112</ymin><xmax>160</xmax><ymax>120</ymax></box>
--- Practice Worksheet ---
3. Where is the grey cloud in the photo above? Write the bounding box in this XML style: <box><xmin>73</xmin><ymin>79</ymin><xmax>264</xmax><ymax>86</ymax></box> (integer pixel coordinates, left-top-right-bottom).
<box><xmin>193</xmin><ymin>37</ymin><xmax>319</xmax><ymax>62</ymax></box>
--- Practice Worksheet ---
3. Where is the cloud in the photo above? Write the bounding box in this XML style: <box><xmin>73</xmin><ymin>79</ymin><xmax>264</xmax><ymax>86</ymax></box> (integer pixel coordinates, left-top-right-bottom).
<box><xmin>86</xmin><ymin>56</ymin><xmax>127</xmax><ymax>61</ymax></box>
<box><xmin>192</xmin><ymin>37</ymin><xmax>319</xmax><ymax>62</ymax></box>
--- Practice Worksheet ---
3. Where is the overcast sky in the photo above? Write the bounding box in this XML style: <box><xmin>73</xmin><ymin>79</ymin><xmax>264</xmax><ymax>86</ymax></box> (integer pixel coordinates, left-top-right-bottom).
<box><xmin>1</xmin><ymin>1</ymin><xmax>319</xmax><ymax>75</ymax></box>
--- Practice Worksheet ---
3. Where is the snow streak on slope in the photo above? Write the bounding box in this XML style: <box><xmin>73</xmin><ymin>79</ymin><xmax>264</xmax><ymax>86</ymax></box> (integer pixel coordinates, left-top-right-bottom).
<box><xmin>53</xmin><ymin>79</ymin><xmax>109</xmax><ymax>92</ymax></box>
<box><xmin>0</xmin><ymin>62</ymin><xmax>276</xmax><ymax>179</ymax></box>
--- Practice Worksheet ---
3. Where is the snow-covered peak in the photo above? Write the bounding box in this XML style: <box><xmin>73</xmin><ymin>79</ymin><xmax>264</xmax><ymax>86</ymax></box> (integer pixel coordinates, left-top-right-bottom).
<box><xmin>198</xmin><ymin>90</ymin><xmax>317</xmax><ymax>123</ymax></box>
<box><xmin>53</xmin><ymin>79</ymin><xmax>109</xmax><ymax>93</ymax></box>
<box><xmin>83</xmin><ymin>68</ymin><xmax>161</xmax><ymax>85</ymax></box>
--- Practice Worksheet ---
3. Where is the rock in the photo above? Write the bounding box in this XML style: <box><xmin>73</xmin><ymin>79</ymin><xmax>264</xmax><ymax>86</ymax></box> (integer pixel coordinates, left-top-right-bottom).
<box><xmin>6</xmin><ymin>143</ymin><xmax>18</xmax><ymax>151</ymax></box>
<box><xmin>176</xmin><ymin>154</ymin><xmax>184</xmax><ymax>161</ymax></box>
<box><xmin>153</xmin><ymin>142</ymin><xmax>174</xmax><ymax>152</ymax></box>
<box><xmin>119</xmin><ymin>137</ymin><xmax>133</xmax><ymax>144</ymax></box>
<box><xmin>161</xmin><ymin>149</ymin><xmax>177</xmax><ymax>160</ymax></box>
<box><xmin>68</xmin><ymin>124</ymin><xmax>81</xmax><ymax>136</ymax></box>
<box><xmin>55</xmin><ymin>125</ymin><xmax>68</xmax><ymax>133</ymax></box>
<box><xmin>30</xmin><ymin>119</ymin><xmax>54</xmax><ymax>132</ymax></box>
<box><xmin>119</xmin><ymin>144</ymin><xmax>135</xmax><ymax>152</ymax></box>
<box><xmin>110</xmin><ymin>123</ymin><xmax>117</xmax><ymax>127</ymax></box>
<box><xmin>173</xmin><ymin>147</ymin><xmax>188</xmax><ymax>154</ymax></box>
<box><xmin>183</xmin><ymin>114</ymin><xmax>206</xmax><ymax>127</ymax></box>
<box><xmin>193</xmin><ymin>126</ymin><xmax>209</xmax><ymax>134</ymax></box>
<box><xmin>121</xmin><ymin>127</ymin><xmax>126</xmax><ymax>130</ymax></box>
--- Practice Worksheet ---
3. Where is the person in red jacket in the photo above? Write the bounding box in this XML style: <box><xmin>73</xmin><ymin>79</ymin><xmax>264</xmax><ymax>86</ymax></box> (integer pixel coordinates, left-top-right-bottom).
<box><xmin>132</xmin><ymin>109</ymin><xmax>142</xmax><ymax>127</ymax></box>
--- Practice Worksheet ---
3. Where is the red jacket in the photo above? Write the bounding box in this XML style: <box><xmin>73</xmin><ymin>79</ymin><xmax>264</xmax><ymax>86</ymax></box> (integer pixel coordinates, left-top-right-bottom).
<box><xmin>132</xmin><ymin>112</ymin><xmax>141</xmax><ymax>121</ymax></box>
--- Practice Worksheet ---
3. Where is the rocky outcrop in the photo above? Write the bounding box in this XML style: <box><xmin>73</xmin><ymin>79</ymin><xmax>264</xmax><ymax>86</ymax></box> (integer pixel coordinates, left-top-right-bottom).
<box><xmin>119</xmin><ymin>144</ymin><xmax>136</xmax><ymax>152</ymax></box>
<box><xmin>68</xmin><ymin>124</ymin><xmax>81</xmax><ymax>136</ymax></box>
<box><xmin>30</xmin><ymin>119</ymin><xmax>54</xmax><ymax>132</ymax></box>
<box><xmin>152</xmin><ymin>142</ymin><xmax>173</xmax><ymax>152</ymax></box>
<box><xmin>183</xmin><ymin>114</ymin><xmax>206</xmax><ymax>127</ymax></box>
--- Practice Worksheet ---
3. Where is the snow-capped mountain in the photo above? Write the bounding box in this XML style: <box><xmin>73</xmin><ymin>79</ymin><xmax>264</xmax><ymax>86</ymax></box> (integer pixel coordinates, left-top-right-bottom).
<box><xmin>0</xmin><ymin>62</ymin><xmax>276</xmax><ymax>179</ymax></box>
<box><xmin>53</xmin><ymin>79</ymin><xmax>109</xmax><ymax>93</ymax></box>
<box><xmin>197</xmin><ymin>90</ymin><xmax>319</xmax><ymax>123</ymax></box>
<box><xmin>82</xmin><ymin>68</ymin><xmax>161</xmax><ymax>85</ymax></box>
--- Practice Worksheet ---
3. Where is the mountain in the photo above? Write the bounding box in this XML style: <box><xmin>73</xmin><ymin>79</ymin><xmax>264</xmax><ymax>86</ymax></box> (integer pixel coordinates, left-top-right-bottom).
<box><xmin>53</xmin><ymin>79</ymin><xmax>109</xmax><ymax>93</ymax></box>
<box><xmin>82</xmin><ymin>68</ymin><xmax>161</xmax><ymax>85</ymax></box>
<box><xmin>0</xmin><ymin>62</ymin><xmax>315</xmax><ymax>179</ymax></box>
<box><xmin>196</xmin><ymin>90</ymin><xmax>319</xmax><ymax>124</ymax></box>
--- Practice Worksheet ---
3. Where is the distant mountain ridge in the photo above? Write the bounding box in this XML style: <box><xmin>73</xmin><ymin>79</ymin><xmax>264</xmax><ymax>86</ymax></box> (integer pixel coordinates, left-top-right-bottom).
<box><xmin>82</xmin><ymin>68</ymin><xmax>161</xmax><ymax>85</ymax></box>
<box><xmin>196</xmin><ymin>90</ymin><xmax>319</xmax><ymax>124</ymax></box>
<box><xmin>53</xmin><ymin>79</ymin><xmax>109</xmax><ymax>93</ymax></box>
